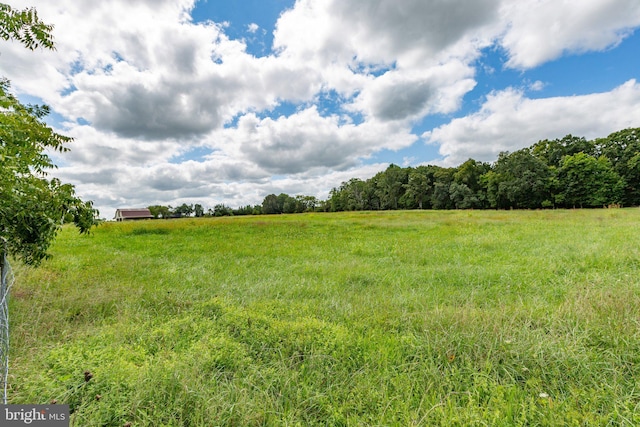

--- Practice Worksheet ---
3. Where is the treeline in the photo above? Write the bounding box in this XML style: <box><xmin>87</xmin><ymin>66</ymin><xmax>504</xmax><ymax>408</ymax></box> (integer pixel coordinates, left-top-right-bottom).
<box><xmin>147</xmin><ymin>194</ymin><xmax>321</xmax><ymax>218</ymax></box>
<box><xmin>150</xmin><ymin>127</ymin><xmax>639</xmax><ymax>217</ymax></box>
<box><xmin>147</xmin><ymin>202</ymin><xmax>263</xmax><ymax>218</ymax></box>
<box><xmin>326</xmin><ymin>127</ymin><xmax>640</xmax><ymax>211</ymax></box>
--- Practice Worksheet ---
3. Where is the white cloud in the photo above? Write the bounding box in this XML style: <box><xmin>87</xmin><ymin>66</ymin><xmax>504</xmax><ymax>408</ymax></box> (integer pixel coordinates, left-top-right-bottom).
<box><xmin>425</xmin><ymin>79</ymin><xmax>640</xmax><ymax>166</ymax></box>
<box><xmin>273</xmin><ymin>0</ymin><xmax>500</xmax><ymax>68</ymax></box>
<box><xmin>212</xmin><ymin>106</ymin><xmax>417</xmax><ymax>174</ymax></box>
<box><xmin>528</xmin><ymin>80</ymin><xmax>546</xmax><ymax>92</ymax></box>
<box><xmin>346</xmin><ymin>61</ymin><xmax>477</xmax><ymax>122</ymax></box>
<box><xmin>247</xmin><ymin>23</ymin><xmax>260</xmax><ymax>33</ymax></box>
<box><xmin>499</xmin><ymin>0</ymin><xmax>640</xmax><ymax>69</ymax></box>
<box><xmin>3</xmin><ymin>0</ymin><xmax>640</xmax><ymax>217</ymax></box>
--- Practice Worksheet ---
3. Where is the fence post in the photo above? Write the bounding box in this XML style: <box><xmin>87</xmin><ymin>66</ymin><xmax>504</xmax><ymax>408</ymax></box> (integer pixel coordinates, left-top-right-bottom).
<box><xmin>0</xmin><ymin>238</ymin><xmax>10</xmax><ymax>404</ymax></box>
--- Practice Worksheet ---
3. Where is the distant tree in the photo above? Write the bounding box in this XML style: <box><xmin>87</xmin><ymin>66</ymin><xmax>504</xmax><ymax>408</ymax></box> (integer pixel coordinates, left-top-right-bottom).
<box><xmin>403</xmin><ymin>168</ymin><xmax>430</xmax><ymax>209</ymax></box>
<box><xmin>556</xmin><ymin>153</ymin><xmax>624</xmax><ymax>208</ymax></box>
<box><xmin>213</xmin><ymin>204</ymin><xmax>233</xmax><ymax>216</ymax></box>
<box><xmin>148</xmin><ymin>205</ymin><xmax>171</xmax><ymax>219</ymax></box>
<box><xmin>449</xmin><ymin>182</ymin><xmax>478</xmax><ymax>209</ymax></box>
<box><xmin>484</xmin><ymin>149</ymin><xmax>552</xmax><ymax>209</ymax></box>
<box><xmin>532</xmin><ymin>135</ymin><xmax>596</xmax><ymax>168</ymax></box>
<box><xmin>374</xmin><ymin>164</ymin><xmax>407</xmax><ymax>210</ymax></box>
<box><xmin>233</xmin><ymin>205</ymin><xmax>255</xmax><ymax>216</ymax></box>
<box><xmin>294</xmin><ymin>195</ymin><xmax>318</xmax><ymax>212</ymax></box>
<box><xmin>194</xmin><ymin>203</ymin><xmax>204</xmax><ymax>217</ymax></box>
<box><xmin>454</xmin><ymin>159</ymin><xmax>484</xmax><ymax>192</ymax></box>
<box><xmin>454</xmin><ymin>159</ymin><xmax>490</xmax><ymax>208</ymax></box>
<box><xmin>173</xmin><ymin>203</ymin><xmax>194</xmax><ymax>217</ymax></box>
<box><xmin>328</xmin><ymin>187</ymin><xmax>343</xmax><ymax>212</ymax></box>
<box><xmin>595</xmin><ymin>128</ymin><xmax>640</xmax><ymax>206</ymax></box>
<box><xmin>430</xmin><ymin>167</ymin><xmax>456</xmax><ymax>209</ymax></box>
<box><xmin>338</xmin><ymin>178</ymin><xmax>365</xmax><ymax>211</ymax></box>
<box><xmin>280</xmin><ymin>193</ymin><xmax>297</xmax><ymax>214</ymax></box>
<box><xmin>431</xmin><ymin>182</ymin><xmax>453</xmax><ymax>209</ymax></box>
<box><xmin>262</xmin><ymin>194</ymin><xmax>280</xmax><ymax>214</ymax></box>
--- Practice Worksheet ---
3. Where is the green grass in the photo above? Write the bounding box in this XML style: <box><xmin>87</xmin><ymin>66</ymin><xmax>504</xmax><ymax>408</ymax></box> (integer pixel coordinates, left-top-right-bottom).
<box><xmin>8</xmin><ymin>209</ymin><xmax>640</xmax><ymax>426</ymax></box>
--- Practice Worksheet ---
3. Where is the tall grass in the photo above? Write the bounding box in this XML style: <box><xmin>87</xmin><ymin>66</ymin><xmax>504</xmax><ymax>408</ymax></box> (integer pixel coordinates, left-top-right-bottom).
<box><xmin>8</xmin><ymin>209</ymin><xmax>640</xmax><ymax>425</ymax></box>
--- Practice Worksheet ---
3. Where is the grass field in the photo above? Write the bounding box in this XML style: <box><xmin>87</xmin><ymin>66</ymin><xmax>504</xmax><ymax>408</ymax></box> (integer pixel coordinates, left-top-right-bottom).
<box><xmin>8</xmin><ymin>209</ymin><xmax>640</xmax><ymax>426</ymax></box>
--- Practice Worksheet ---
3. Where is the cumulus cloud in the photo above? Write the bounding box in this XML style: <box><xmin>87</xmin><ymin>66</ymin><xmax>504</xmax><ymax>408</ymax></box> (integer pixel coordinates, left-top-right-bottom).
<box><xmin>425</xmin><ymin>79</ymin><xmax>640</xmax><ymax>165</ymax></box>
<box><xmin>346</xmin><ymin>60</ymin><xmax>477</xmax><ymax>122</ymax></box>
<box><xmin>213</xmin><ymin>107</ymin><xmax>417</xmax><ymax>174</ymax></box>
<box><xmin>247</xmin><ymin>23</ymin><xmax>260</xmax><ymax>33</ymax></box>
<box><xmin>499</xmin><ymin>0</ymin><xmax>640</xmax><ymax>69</ymax></box>
<box><xmin>528</xmin><ymin>80</ymin><xmax>546</xmax><ymax>92</ymax></box>
<box><xmin>274</xmin><ymin>0</ymin><xmax>500</xmax><ymax>67</ymax></box>
<box><xmin>3</xmin><ymin>0</ymin><xmax>640</xmax><ymax>216</ymax></box>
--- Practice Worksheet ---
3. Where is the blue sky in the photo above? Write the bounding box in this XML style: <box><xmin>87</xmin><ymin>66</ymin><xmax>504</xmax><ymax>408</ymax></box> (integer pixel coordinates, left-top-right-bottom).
<box><xmin>3</xmin><ymin>0</ymin><xmax>640</xmax><ymax>217</ymax></box>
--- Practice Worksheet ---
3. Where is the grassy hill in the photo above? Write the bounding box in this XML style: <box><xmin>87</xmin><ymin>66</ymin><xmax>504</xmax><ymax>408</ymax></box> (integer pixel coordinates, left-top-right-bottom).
<box><xmin>9</xmin><ymin>210</ymin><xmax>640</xmax><ymax>425</ymax></box>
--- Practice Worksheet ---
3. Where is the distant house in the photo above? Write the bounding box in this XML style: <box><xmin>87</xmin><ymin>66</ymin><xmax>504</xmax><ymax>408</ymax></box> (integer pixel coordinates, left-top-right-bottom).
<box><xmin>114</xmin><ymin>208</ymin><xmax>153</xmax><ymax>221</ymax></box>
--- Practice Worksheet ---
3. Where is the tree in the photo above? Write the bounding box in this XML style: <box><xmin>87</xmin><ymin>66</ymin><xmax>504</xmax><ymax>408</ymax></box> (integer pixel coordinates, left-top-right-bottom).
<box><xmin>403</xmin><ymin>168</ymin><xmax>430</xmax><ymax>209</ymax></box>
<box><xmin>595</xmin><ymin>128</ymin><xmax>640</xmax><ymax>206</ymax></box>
<box><xmin>279</xmin><ymin>193</ymin><xmax>297</xmax><ymax>214</ymax></box>
<box><xmin>556</xmin><ymin>153</ymin><xmax>624</xmax><ymax>208</ymax></box>
<box><xmin>454</xmin><ymin>159</ymin><xmax>487</xmax><ymax>192</ymax></box>
<box><xmin>295</xmin><ymin>195</ymin><xmax>318</xmax><ymax>212</ymax></box>
<box><xmin>484</xmin><ymin>150</ymin><xmax>552</xmax><ymax>209</ymax></box>
<box><xmin>173</xmin><ymin>203</ymin><xmax>194</xmax><ymax>217</ymax></box>
<box><xmin>453</xmin><ymin>159</ymin><xmax>490</xmax><ymax>208</ymax></box>
<box><xmin>232</xmin><ymin>205</ymin><xmax>255</xmax><ymax>216</ymax></box>
<box><xmin>1</xmin><ymin>9</ymin><xmax>96</xmax><ymax>265</ymax></box>
<box><xmin>213</xmin><ymin>204</ymin><xmax>233</xmax><ymax>217</ymax></box>
<box><xmin>148</xmin><ymin>205</ymin><xmax>171</xmax><ymax>219</ymax></box>
<box><xmin>262</xmin><ymin>194</ymin><xmax>280</xmax><ymax>214</ymax></box>
<box><xmin>375</xmin><ymin>164</ymin><xmax>407</xmax><ymax>210</ymax></box>
<box><xmin>430</xmin><ymin>167</ymin><xmax>456</xmax><ymax>209</ymax></box>
<box><xmin>532</xmin><ymin>135</ymin><xmax>595</xmax><ymax>168</ymax></box>
<box><xmin>0</xmin><ymin>3</ymin><xmax>54</xmax><ymax>50</ymax></box>
<box><xmin>449</xmin><ymin>182</ymin><xmax>478</xmax><ymax>209</ymax></box>
<box><xmin>335</xmin><ymin>178</ymin><xmax>368</xmax><ymax>211</ymax></box>
<box><xmin>194</xmin><ymin>203</ymin><xmax>204</xmax><ymax>217</ymax></box>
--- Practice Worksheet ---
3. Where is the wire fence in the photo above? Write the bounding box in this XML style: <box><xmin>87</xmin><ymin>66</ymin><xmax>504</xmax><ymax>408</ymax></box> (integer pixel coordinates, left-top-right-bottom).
<box><xmin>0</xmin><ymin>239</ymin><xmax>13</xmax><ymax>404</ymax></box>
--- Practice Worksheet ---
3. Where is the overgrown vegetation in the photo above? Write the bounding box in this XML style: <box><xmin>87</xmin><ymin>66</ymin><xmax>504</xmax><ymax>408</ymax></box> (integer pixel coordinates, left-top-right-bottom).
<box><xmin>9</xmin><ymin>210</ymin><xmax>640</xmax><ymax>425</ymax></box>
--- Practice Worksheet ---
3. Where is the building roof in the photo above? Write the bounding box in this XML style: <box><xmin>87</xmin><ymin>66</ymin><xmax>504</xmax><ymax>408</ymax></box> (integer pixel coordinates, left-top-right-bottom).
<box><xmin>115</xmin><ymin>208</ymin><xmax>153</xmax><ymax>219</ymax></box>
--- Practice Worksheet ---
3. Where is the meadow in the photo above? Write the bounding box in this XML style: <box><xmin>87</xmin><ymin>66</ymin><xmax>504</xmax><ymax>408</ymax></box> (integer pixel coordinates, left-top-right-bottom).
<box><xmin>8</xmin><ymin>209</ymin><xmax>640</xmax><ymax>426</ymax></box>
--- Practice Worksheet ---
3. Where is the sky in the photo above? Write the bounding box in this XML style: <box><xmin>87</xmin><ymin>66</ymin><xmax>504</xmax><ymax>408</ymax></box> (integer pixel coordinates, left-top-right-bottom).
<box><xmin>2</xmin><ymin>0</ymin><xmax>640</xmax><ymax>218</ymax></box>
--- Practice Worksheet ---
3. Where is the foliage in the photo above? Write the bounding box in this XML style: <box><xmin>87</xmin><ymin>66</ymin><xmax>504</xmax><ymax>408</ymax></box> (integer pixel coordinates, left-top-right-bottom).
<box><xmin>556</xmin><ymin>153</ymin><xmax>624</xmax><ymax>208</ymax></box>
<box><xmin>531</xmin><ymin>135</ymin><xmax>595</xmax><ymax>167</ymax></box>
<box><xmin>0</xmin><ymin>79</ymin><xmax>96</xmax><ymax>265</ymax></box>
<box><xmin>10</xmin><ymin>210</ymin><xmax>640</xmax><ymax>425</ymax></box>
<box><xmin>322</xmin><ymin>128</ymin><xmax>640</xmax><ymax>211</ymax></box>
<box><xmin>147</xmin><ymin>204</ymin><xmax>171</xmax><ymax>219</ymax></box>
<box><xmin>0</xmin><ymin>4</ymin><xmax>96</xmax><ymax>265</ymax></box>
<box><xmin>172</xmin><ymin>203</ymin><xmax>194</xmax><ymax>217</ymax></box>
<box><xmin>193</xmin><ymin>203</ymin><xmax>204</xmax><ymax>217</ymax></box>
<box><xmin>594</xmin><ymin>128</ymin><xmax>640</xmax><ymax>206</ymax></box>
<box><xmin>261</xmin><ymin>193</ymin><xmax>318</xmax><ymax>214</ymax></box>
<box><xmin>213</xmin><ymin>204</ymin><xmax>233</xmax><ymax>217</ymax></box>
<box><xmin>403</xmin><ymin>168</ymin><xmax>430</xmax><ymax>209</ymax></box>
<box><xmin>485</xmin><ymin>149</ymin><xmax>552</xmax><ymax>209</ymax></box>
<box><xmin>0</xmin><ymin>3</ymin><xmax>54</xmax><ymax>50</ymax></box>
